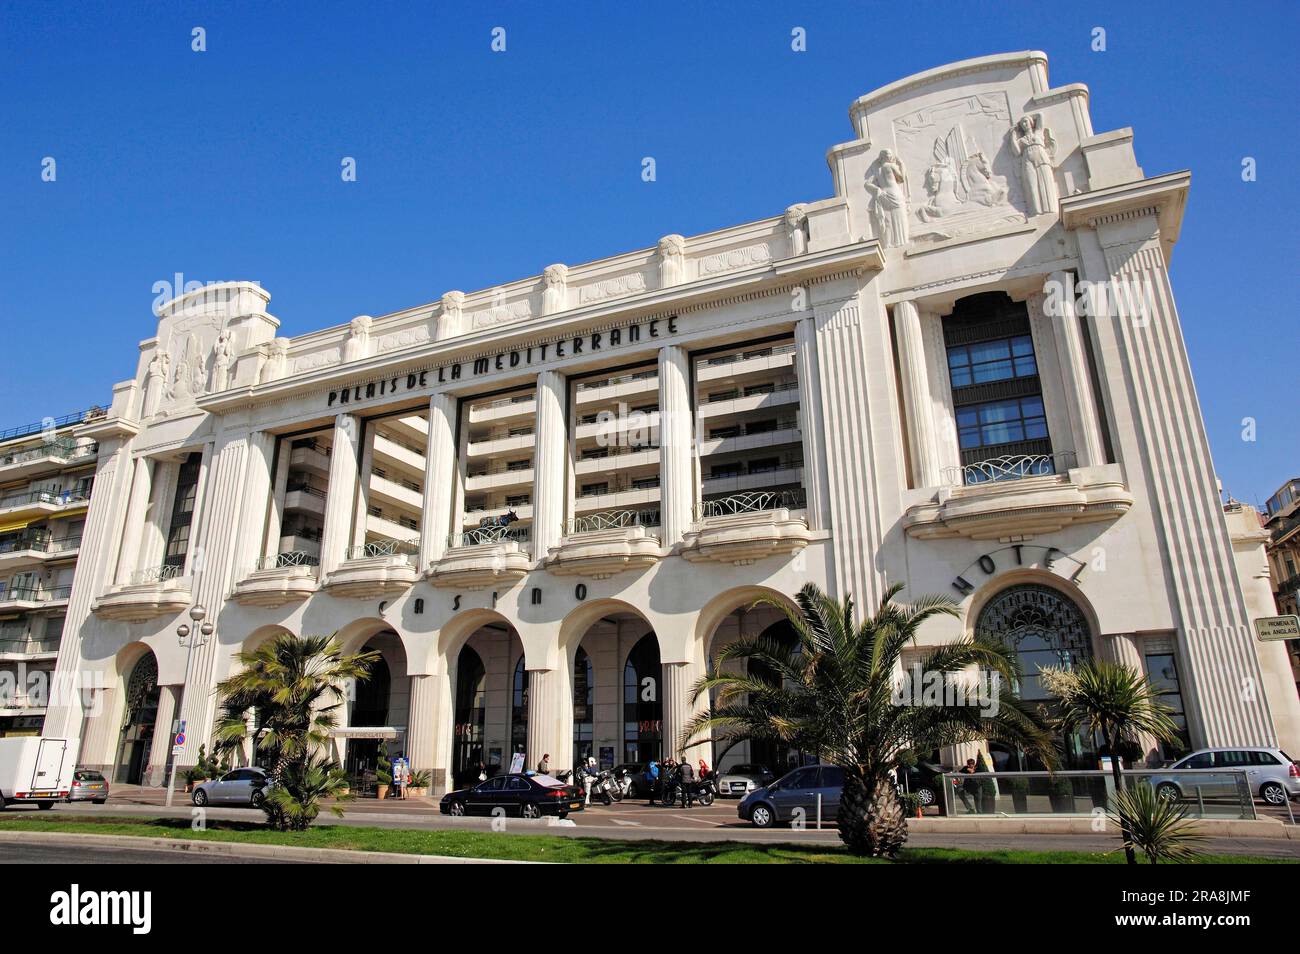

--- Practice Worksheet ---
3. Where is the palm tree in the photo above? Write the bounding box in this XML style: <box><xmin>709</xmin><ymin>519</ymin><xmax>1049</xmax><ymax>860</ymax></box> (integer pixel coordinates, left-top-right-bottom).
<box><xmin>1108</xmin><ymin>780</ymin><xmax>1205</xmax><ymax>864</ymax></box>
<box><xmin>1040</xmin><ymin>659</ymin><xmax>1181</xmax><ymax>864</ymax></box>
<box><xmin>684</xmin><ymin>582</ymin><xmax>1057</xmax><ymax>857</ymax></box>
<box><xmin>213</xmin><ymin>633</ymin><xmax>380</xmax><ymax>831</ymax></box>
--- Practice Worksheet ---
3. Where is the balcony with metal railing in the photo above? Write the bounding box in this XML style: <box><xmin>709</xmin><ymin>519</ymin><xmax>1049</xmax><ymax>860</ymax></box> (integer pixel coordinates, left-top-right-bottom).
<box><xmin>0</xmin><ymin>438</ymin><xmax>98</xmax><ymax>482</ymax></box>
<box><xmin>0</xmin><ymin>634</ymin><xmax>61</xmax><ymax>660</ymax></box>
<box><xmin>547</xmin><ymin>508</ymin><xmax>662</xmax><ymax>579</ymax></box>
<box><xmin>431</xmin><ymin>524</ymin><xmax>531</xmax><ymax>589</ymax></box>
<box><xmin>0</xmin><ymin>584</ymin><xmax>72</xmax><ymax>610</ymax></box>
<box><xmin>904</xmin><ymin>452</ymin><xmax>1133</xmax><ymax>541</ymax></box>
<box><xmin>0</xmin><ymin>488</ymin><xmax>91</xmax><ymax>520</ymax></box>
<box><xmin>324</xmin><ymin>538</ymin><xmax>421</xmax><ymax>599</ymax></box>
<box><xmin>232</xmin><ymin>550</ymin><xmax>321</xmax><ymax>608</ymax></box>
<box><xmin>681</xmin><ymin>488</ymin><xmax>812</xmax><ymax>566</ymax></box>
<box><xmin>0</xmin><ymin>534</ymin><xmax>81</xmax><ymax>571</ymax></box>
<box><xmin>93</xmin><ymin>561</ymin><xmax>192</xmax><ymax>623</ymax></box>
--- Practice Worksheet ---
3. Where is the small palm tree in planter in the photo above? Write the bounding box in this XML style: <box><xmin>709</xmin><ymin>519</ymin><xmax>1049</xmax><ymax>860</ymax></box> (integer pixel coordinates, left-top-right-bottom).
<box><xmin>408</xmin><ymin>769</ymin><xmax>431</xmax><ymax>797</ymax></box>
<box><xmin>1108</xmin><ymin>780</ymin><xmax>1205</xmax><ymax>864</ymax></box>
<box><xmin>213</xmin><ymin>633</ymin><xmax>379</xmax><ymax>832</ymax></box>
<box><xmin>685</xmin><ymin>582</ymin><xmax>1057</xmax><ymax>858</ymax></box>
<box><xmin>1041</xmin><ymin>660</ymin><xmax>1181</xmax><ymax>864</ymax></box>
<box><xmin>375</xmin><ymin>745</ymin><xmax>392</xmax><ymax>800</ymax></box>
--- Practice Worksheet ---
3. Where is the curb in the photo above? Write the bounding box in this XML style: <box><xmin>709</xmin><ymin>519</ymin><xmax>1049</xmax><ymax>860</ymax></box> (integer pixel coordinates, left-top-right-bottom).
<box><xmin>0</xmin><ymin>830</ymin><xmax>537</xmax><ymax>864</ymax></box>
<box><xmin>908</xmin><ymin>817</ymin><xmax>1296</xmax><ymax>839</ymax></box>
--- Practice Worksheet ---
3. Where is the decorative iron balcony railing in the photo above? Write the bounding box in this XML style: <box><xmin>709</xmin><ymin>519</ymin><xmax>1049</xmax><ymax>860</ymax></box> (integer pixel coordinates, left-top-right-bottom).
<box><xmin>448</xmin><ymin>524</ymin><xmax>531</xmax><ymax>548</ymax></box>
<box><xmin>565</xmin><ymin>509</ymin><xmax>661</xmax><ymax>534</ymax></box>
<box><xmin>344</xmin><ymin>539</ymin><xmax>420</xmax><ymax>562</ymax></box>
<box><xmin>129</xmin><ymin>564</ymin><xmax>184</xmax><ymax>585</ymax></box>
<box><xmin>254</xmin><ymin>551</ymin><xmax>320</xmax><ymax>571</ymax></box>
<box><xmin>944</xmin><ymin>451</ymin><xmax>1077</xmax><ymax>487</ymax></box>
<box><xmin>693</xmin><ymin>489</ymin><xmax>807</xmax><ymax>520</ymax></box>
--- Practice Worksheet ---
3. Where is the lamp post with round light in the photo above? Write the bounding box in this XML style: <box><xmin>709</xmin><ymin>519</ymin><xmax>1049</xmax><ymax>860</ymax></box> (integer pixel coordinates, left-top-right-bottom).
<box><xmin>166</xmin><ymin>604</ymin><xmax>213</xmax><ymax>807</ymax></box>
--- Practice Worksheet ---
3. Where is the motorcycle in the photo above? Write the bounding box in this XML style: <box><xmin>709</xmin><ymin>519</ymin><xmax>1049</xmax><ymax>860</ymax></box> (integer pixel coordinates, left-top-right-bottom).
<box><xmin>659</xmin><ymin>776</ymin><xmax>715</xmax><ymax>807</ymax></box>
<box><xmin>587</xmin><ymin>770</ymin><xmax>623</xmax><ymax>805</ymax></box>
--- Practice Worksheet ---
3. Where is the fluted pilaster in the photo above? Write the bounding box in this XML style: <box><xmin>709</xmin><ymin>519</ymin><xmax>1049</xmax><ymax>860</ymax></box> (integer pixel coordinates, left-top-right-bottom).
<box><xmin>893</xmin><ymin>299</ymin><xmax>943</xmax><ymax>489</ymax></box>
<box><xmin>420</xmin><ymin>392</ymin><xmax>458</xmax><ymax>567</ymax></box>
<box><xmin>532</xmin><ymin>370</ymin><xmax>568</xmax><ymax>560</ymax></box>
<box><xmin>1046</xmin><ymin>270</ymin><xmax>1105</xmax><ymax>467</ymax></box>
<box><xmin>794</xmin><ymin>317</ymin><xmax>832</xmax><ymax>529</ymax></box>
<box><xmin>657</xmin><ymin>345</ymin><xmax>694</xmax><ymax>547</ymax></box>
<box><xmin>319</xmin><ymin>413</ymin><xmax>360</xmax><ymax>577</ymax></box>
<box><xmin>526</xmin><ymin>668</ymin><xmax>562</xmax><ymax>770</ymax></box>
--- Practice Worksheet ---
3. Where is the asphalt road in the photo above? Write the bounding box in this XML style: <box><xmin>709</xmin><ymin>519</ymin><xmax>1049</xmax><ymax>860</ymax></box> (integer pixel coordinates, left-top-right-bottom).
<box><xmin>6</xmin><ymin>796</ymin><xmax>1296</xmax><ymax>859</ymax></box>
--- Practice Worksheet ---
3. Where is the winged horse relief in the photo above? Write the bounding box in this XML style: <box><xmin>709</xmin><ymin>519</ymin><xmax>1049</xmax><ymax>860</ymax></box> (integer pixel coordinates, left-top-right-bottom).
<box><xmin>917</xmin><ymin>124</ymin><xmax>1010</xmax><ymax>222</ymax></box>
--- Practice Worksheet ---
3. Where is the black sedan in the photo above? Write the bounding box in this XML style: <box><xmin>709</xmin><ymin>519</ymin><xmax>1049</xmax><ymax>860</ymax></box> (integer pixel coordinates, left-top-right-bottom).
<box><xmin>440</xmin><ymin>772</ymin><xmax>585</xmax><ymax>819</ymax></box>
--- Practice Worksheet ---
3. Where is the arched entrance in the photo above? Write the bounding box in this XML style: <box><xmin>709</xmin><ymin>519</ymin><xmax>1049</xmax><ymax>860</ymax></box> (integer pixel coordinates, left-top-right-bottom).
<box><xmin>510</xmin><ymin>655</ymin><xmax>528</xmax><ymax>762</ymax></box>
<box><xmin>335</xmin><ymin>625</ymin><xmax>411</xmax><ymax>787</ymax></box>
<box><xmin>114</xmin><ymin>651</ymin><xmax>160</xmax><ymax>785</ymax></box>
<box><xmin>623</xmin><ymin>634</ymin><xmax>662</xmax><ymax>764</ymax></box>
<box><xmin>453</xmin><ymin>645</ymin><xmax>487</xmax><ymax>787</ymax></box>
<box><xmin>573</xmin><ymin>647</ymin><xmax>593</xmax><ymax>768</ymax></box>
<box><xmin>975</xmin><ymin>582</ymin><xmax>1096</xmax><ymax>769</ymax></box>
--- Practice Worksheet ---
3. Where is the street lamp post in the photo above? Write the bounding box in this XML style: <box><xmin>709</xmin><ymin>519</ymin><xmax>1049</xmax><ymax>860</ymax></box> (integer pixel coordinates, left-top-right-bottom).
<box><xmin>165</xmin><ymin>604</ymin><xmax>213</xmax><ymax>808</ymax></box>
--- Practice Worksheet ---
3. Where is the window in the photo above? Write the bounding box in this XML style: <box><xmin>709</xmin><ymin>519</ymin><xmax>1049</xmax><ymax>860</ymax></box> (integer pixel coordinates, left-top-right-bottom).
<box><xmin>818</xmin><ymin>766</ymin><xmax>844</xmax><ymax>788</ymax></box>
<box><xmin>507</xmin><ymin>777</ymin><xmax>530</xmax><ymax>792</ymax></box>
<box><xmin>1179</xmin><ymin>752</ymin><xmax>1213</xmax><ymax>769</ymax></box>
<box><xmin>163</xmin><ymin>453</ymin><xmax>202</xmax><ymax>568</ymax></box>
<box><xmin>743</xmin><ymin>383</ymin><xmax>775</xmax><ymax>397</ymax></box>
<box><xmin>947</xmin><ymin>335</ymin><xmax>1038</xmax><ymax>388</ymax></box>
<box><xmin>956</xmin><ymin>397</ymin><xmax>1048</xmax><ymax>451</ymax></box>
<box><xmin>1144</xmin><ymin>652</ymin><xmax>1190</xmax><ymax>758</ymax></box>
<box><xmin>580</xmin><ymin>483</ymin><xmax>608</xmax><ymax>497</ymax></box>
<box><xmin>1252</xmin><ymin>751</ymin><xmax>1282</xmax><ymax>766</ymax></box>
<box><xmin>506</xmin><ymin>459</ymin><xmax>532</xmax><ymax>472</ymax></box>
<box><xmin>1216</xmin><ymin>750</ymin><xmax>1252</xmax><ymax>768</ymax></box>
<box><xmin>505</xmin><ymin>494</ymin><xmax>530</xmax><ymax>507</ymax></box>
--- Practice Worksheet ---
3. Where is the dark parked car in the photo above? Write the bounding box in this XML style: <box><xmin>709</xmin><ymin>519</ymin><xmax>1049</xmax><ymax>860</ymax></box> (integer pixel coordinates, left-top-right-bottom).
<box><xmin>896</xmin><ymin>760</ymin><xmax>946</xmax><ymax>811</ymax></box>
<box><xmin>440</xmin><ymin>772</ymin><xmax>585</xmax><ymax>819</ymax></box>
<box><xmin>738</xmin><ymin>764</ymin><xmax>844</xmax><ymax>828</ymax></box>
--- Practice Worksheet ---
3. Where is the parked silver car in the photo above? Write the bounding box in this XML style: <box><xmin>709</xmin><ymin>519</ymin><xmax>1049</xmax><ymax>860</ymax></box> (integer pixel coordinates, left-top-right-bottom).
<box><xmin>1148</xmin><ymin>747</ymin><xmax>1299</xmax><ymax>805</ymax></box>
<box><xmin>191</xmin><ymin>767</ymin><xmax>271</xmax><ymax>807</ymax></box>
<box><xmin>716</xmin><ymin>763</ymin><xmax>776</xmax><ymax>798</ymax></box>
<box><xmin>67</xmin><ymin>769</ymin><xmax>109</xmax><ymax>803</ymax></box>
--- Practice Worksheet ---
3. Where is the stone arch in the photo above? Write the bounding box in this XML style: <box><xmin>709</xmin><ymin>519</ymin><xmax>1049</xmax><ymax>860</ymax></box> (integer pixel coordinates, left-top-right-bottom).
<box><xmin>432</xmin><ymin>608</ymin><xmax>515</xmax><ymax>673</ymax></box>
<box><xmin>963</xmin><ymin>568</ymin><xmax>1101</xmax><ymax>652</ymax></box>
<box><xmin>240</xmin><ymin>623</ymin><xmax>294</xmax><ymax>654</ymax></box>
<box><xmin>696</xmin><ymin>585</ymin><xmax>800</xmax><ymax>661</ymax></box>
<box><xmin>111</xmin><ymin>644</ymin><xmax>161</xmax><ymax>785</ymax></box>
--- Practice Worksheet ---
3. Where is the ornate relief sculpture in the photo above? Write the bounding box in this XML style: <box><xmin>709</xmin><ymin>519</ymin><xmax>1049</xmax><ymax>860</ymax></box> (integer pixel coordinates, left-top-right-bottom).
<box><xmin>918</xmin><ymin>125</ymin><xmax>1009</xmax><ymax>222</ymax></box>
<box><xmin>343</xmin><ymin>315</ymin><xmax>372</xmax><ymax>362</ymax></box>
<box><xmin>209</xmin><ymin>330</ymin><xmax>233</xmax><ymax>391</ymax></box>
<box><xmin>542</xmin><ymin>264</ymin><xmax>568</xmax><ymax>315</ymax></box>
<box><xmin>1011</xmin><ymin>113</ymin><xmax>1058</xmax><ymax>215</ymax></box>
<box><xmin>261</xmin><ymin>337</ymin><xmax>289</xmax><ymax>383</ymax></box>
<box><xmin>864</xmin><ymin>150</ymin><xmax>910</xmax><ymax>248</ymax></box>
<box><xmin>144</xmin><ymin>349</ymin><xmax>170</xmax><ymax>416</ymax></box>
<box><xmin>657</xmin><ymin>234</ymin><xmax>686</xmax><ymax>288</ymax></box>
<box><xmin>167</xmin><ymin>334</ymin><xmax>205</xmax><ymax>403</ymax></box>
<box><xmin>784</xmin><ymin>204</ymin><xmax>808</xmax><ymax>256</ymax></box>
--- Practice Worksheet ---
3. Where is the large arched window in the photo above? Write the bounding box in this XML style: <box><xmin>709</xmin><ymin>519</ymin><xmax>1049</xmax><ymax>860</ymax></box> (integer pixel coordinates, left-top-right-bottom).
<box><xmin>115</xmin><ymin>652</ymin><xmax>160</xmax><ymax>785</ymax></box>
<box><xmin>453</xmin><ymin>646</ymin><xmax>487</xmax><ymax>787</ymax></box>
<box><xmin>623</xmin><ymin>635</ymin><xmax>662</xmax><ymax>764</ymax></box>
<box><xmin>976</xmin><ymin>583</ymin><xmax>1095</xmax><ymax>767</ymax></box>
<box><xmin>573</xmin><ymin>647</ymin><xmax>593</xmax><ymax>768</ymax></box>
<box><xmin>510</xmin><ymin>655</ymin><xmax>529</xmax><ymax>757</ymax></box>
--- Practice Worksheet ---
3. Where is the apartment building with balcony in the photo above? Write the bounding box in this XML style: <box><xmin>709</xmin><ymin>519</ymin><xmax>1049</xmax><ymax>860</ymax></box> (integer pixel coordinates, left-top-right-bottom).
<box><xmin>40</xmin><ymin>52</ymin><xmax>1300</xmax><ymax>789</ymax></box>
<box><xmin>0</xmin><ymin>407</ymin><xmax>103</xmax><ymax>736</ymax></box>
<box><xmin>1262</xmin><ymin>479</ymin><xmax>1300</xmax><ymax>699</ymax></box>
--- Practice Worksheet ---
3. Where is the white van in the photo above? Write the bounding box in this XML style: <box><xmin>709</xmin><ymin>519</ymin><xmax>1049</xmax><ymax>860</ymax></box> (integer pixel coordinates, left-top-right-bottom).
<box><xmin>0</xmin><ymin>736</ymin><xmax>79</xmax><ymax>809</ymax></box>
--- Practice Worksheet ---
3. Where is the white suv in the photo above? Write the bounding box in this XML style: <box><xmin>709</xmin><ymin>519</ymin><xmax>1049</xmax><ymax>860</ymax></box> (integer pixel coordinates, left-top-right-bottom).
<box><xmin>1152</xmin><ymin>748</ymin><xmax>1298</xmax><ymax>805</ymax></box>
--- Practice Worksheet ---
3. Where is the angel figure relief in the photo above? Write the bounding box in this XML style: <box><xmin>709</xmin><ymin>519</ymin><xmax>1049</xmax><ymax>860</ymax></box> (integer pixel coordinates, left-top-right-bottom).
<box><xmin>1011</xmin><ymin>113</ymin><xmax>1058</xmax><ymax>215</ymax></box>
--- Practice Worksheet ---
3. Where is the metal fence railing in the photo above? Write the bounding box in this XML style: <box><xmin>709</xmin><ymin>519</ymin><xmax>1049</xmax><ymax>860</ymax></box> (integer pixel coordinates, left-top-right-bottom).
<box><xmin>694</xmin><ymin>489</ymin><xmax>807</xmax><ymax>521</ymax></box>
<box><xmin>254</xmin><ymin>551</ymin><xmax>321</xmax><ymax>571</ymax></box>
<box><xmin>939</xmin><ymin>769</ymin><xmax>1256</xmax><ymax>820</ymax></box>
<box><xmin>344</xmin><ymin>539</ymin><xmax>420</xmax><ymax>562</ymax></box>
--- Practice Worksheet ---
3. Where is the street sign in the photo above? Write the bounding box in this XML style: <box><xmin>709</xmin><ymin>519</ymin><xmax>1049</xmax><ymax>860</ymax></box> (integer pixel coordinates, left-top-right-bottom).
<box><xmin>174</xmin><ymin>730</ymin><xmax>186</xmax><ymax>747</ymax></box>
<box><xmin>1254</xmin><ymin>615</ymin><xmax>1300</xmax><ymax>642</ymax></box>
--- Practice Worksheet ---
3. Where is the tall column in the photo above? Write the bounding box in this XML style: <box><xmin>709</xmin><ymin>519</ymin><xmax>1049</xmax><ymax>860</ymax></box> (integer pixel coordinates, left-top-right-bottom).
<box><xmin>893</xmin><ymin>300</ymin><xmax>943</xmax><ymax>489</ymax></box>
<box><xmin>420</xmin><ymin>392</ymin><xmax>458</xmax><ymax>567</ymax></box>
<box><xmin>658</xmin><ymin>345</ymin><xmax>694</xmax><ymax>547</ymax></box>
<box><xmin>44</xmin><ymin>432</ymin><xmax>135</xmax><ymax>744</ymax></box>
<box><xmin>426</xmin><ymin>669</ymin><xmax>455</xmax><ymax>795</ymax></box>
<box><xmin>532</xmin><ymin>370</ymin><xmax>568</xmax><ymax>560</ymax></box>
<box><xmin>1046</xmin><ymin>271</ymin><xmax>1105</xmax><ymax>467</ymax></box>
<box><xmin>236</xmin><ymin>431</ymin><xmax>275</xmax><ymax>575</ymax></box>
<box><xmin>1088</xmin><ymin>217</ymin><xmax>1275</xmax><ymax>747</ymax></box>
<box><xmin>114</xmin><ymin>456</ymin><xmax>154</xmax><ymax>584</ymax></box>
<box><xmin>147</xmin><ymin>685</ymin><xmax>180</xmax><ymax>786</ymax></box>
<box><xmin>139</xmin><ymin>459</ymin><xmax>177</xmax><ymax>572</ymax></box>
<box><xmin>526</xmin><ymin>667</ymin><xmax>563</xmax><ymax>770</ymax></box>
<box><xmin>264</xmin><ymin>438</ymin><xmax>291</xmax><ymax>560</ymax></box>
<box><xmin>319</xmin><ymin>413</ymin><xmax>360</xmax><ymax>577</ymax></box>
<box><xmin>350</xmin><ymin>424</ymin><xmax>377</xmax><ymax>552</ymax></box>
<box><xmin>794</xmin><ymin>317</ymin><xmax>832</xmax><ymax>529</ymax></box>
<box><xmin>406</xmin><ymin>674</ymin><xmax>439</xmax><ymax>781</ymax></box>
<box><xmin>660</xmin><ymin>659</ymin><xmax>705</xmax><ymax>761</ymax></box>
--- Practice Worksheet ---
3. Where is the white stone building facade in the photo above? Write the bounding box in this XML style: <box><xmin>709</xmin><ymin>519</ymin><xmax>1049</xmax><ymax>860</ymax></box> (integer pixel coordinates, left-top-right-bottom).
<box><xmin>41</xmin><ymin>52</ymin><xmax>1300</xmax><ymax>791</ymax></box>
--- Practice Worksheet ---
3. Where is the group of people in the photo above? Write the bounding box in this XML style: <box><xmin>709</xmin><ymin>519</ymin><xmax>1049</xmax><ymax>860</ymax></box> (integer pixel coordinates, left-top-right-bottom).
<box><xmin>643</xmin><ymin>757</ymin><xmax>711</xmax><ymax>808</ymax></box>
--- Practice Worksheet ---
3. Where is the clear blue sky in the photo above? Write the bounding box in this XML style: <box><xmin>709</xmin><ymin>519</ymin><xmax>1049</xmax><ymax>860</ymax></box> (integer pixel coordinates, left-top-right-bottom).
<box><xmin>2</xmin><ymin>1</ymin><xmax>1295</xmax><ymax>506</ymax></box>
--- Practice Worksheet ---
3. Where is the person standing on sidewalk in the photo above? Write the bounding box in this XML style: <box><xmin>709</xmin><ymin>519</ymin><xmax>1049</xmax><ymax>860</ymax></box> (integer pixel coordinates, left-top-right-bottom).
<box><xmin>677</xmin><ymin>756</ymin><xmax>695</xmax><ymax>808</ymax></box>
<box><xmin>537</xmin><ymin>753</ymin><xmax>550</xmax><ymax>775</ymax></box>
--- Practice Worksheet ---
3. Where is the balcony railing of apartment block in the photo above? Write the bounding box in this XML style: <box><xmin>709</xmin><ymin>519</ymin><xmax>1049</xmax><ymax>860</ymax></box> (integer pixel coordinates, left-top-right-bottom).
<box><xmin>694</xmin><ymin>489</ymin><xmax>807</xmax><ymax>520</ymax></box>
<box><xmin>943</xmin><ymin>451</ymin><xmax>1077</xmax><ymax>487</ymax></box>
<box><xmin>575</xmin><ymin>369</ymin><xmax>658</xmax><ymax>392</ymax></box>
<box><xmin>0</xmin><ymin>636</ymin><xmax>60</xmax><ymax>655</ymax></box>
<box><xmin>0</xmin><ymin>534</ymin><xmax>81</xmax><ymax>555</ymax></box>
<box><xmin>0</xmin><ymin>406</ymin><xmax>106</xmax><ymax>443</ymax></box>
<box><xmin>701</xmin><ymin>343</ymin><xmax>796</xmax><ymax>367</ymax></box>
<box><xmin>704</xmin><ymin>379</ymin><xmax>799</xmax><ymax>403</ymax></box>
<box><xmin>129</xmin><ymin>564</ymin><xmax>184</xmax><ymax>585</ymax></box>
<box><xmin>0</xmin><ymin>489</ymin><xmax>91</xmax><ymax>510</ymax></box>
<box><xmin>254</xmin><ymin>551</ymin><xmax>321</xmax><ymax>571</ymax></box>
<box><xmin>565</xmin><ymin>509</ymin><xmax>662</xmax><ymax>534</ymax></box>
<box><xmin>345</xmin><ymin>539</ymin><xmax>420</xmax><ymax>562</ymax></box>
<box><xmin>0</xmin><ymin>438</ymin><xmax>98</xmax><ymax>467</ymax></box>
<box><xmin>0</xmin><ymin>585</ymin><xmax>72</xmax><ymax>603</ymax></box>
<box><xmin>449</xmin><ymin>525</ymin><xmax>531</xmax><ymax>548</ymax></box>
